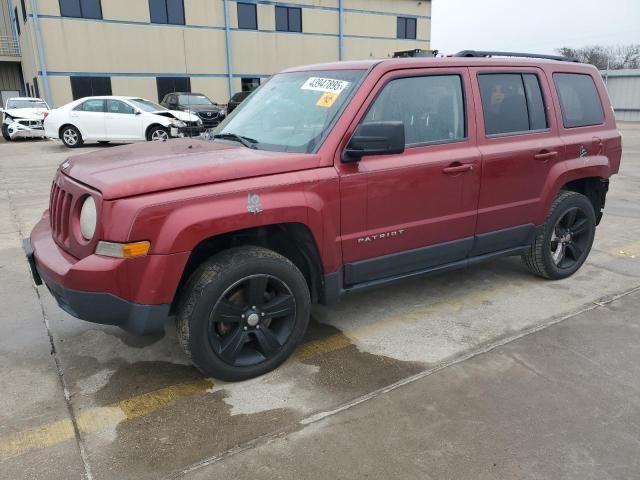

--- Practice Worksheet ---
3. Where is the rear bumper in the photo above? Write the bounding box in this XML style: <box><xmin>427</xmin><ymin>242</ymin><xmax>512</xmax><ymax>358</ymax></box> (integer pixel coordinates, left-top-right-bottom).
<box><xmin>25</xmin><ymin>217</ymin><xmax>173</xmax><ymax>335</ymax></box>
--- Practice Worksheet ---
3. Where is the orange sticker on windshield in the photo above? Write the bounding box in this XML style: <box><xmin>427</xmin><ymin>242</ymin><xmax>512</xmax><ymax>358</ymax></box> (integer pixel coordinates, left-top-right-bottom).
<box><xmin>316</xmin><ymin>92</ymin><xmax>338</xmax><ymax>108</ymax></box>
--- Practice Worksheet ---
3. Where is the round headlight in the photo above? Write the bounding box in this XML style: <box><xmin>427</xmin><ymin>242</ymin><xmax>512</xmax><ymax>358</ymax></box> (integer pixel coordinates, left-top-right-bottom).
<box><xmin>79</xmin><ymin>196</ymin><xmax>97</xmax><ymax>240</ymax></box>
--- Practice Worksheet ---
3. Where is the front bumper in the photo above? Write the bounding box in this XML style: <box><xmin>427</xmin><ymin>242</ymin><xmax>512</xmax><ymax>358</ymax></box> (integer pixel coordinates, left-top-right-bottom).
<box><xmin>25</xmin><ymin>219</ymin><xmax>171</xmax><ymax>335</ymax></box>
<box><xmin>178</xmin><ymin>125</ymin><xmax>206</xmax><ymax>137</ymax></box>
<box><xmin>6</xmin><ymin>122</ymin><xmax>47</xmax><ymax>140</ymax></box>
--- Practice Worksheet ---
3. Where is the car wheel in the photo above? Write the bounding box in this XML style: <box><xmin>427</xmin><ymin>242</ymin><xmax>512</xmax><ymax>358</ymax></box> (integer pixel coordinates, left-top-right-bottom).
<box><xmin>522</xmin><ymin>191</ymin><xmax>596</xmax><ymax>280</ymax></box>
<box><xmin>61</xmin><ymin>125</ymin><xmax>83</xmax><ymax>148</ymax></box>
<box><xmin>1</xmin><ymin>124</ymin><xmax>11</xmax><ymax>141</ymax></box>
<box><xmin>176</xmin><ymin>246</ymin><xmax>311</xmax><ymax>381</ymax></box>
<box><xmin>147</xmin><ymin>125</ymin><xmax>169</xmax><ymax>142</ymax></box>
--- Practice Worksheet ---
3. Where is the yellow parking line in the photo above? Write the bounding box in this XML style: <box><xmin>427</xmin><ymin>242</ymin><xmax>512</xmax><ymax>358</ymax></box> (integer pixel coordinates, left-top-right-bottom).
<box><xmin>0</xmin><ymin>381</ymin><xmax>211</xmax><ymax>461</ymax></box>
<box><xmin>610</xmin><ymin>241</ymin><xmax>640</xmax><ymax>258</ymax></box>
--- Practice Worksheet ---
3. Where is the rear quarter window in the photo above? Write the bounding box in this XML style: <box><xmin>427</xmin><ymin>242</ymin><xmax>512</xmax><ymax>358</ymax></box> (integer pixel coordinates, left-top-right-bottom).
<box><xmin>553</xmin><ymin>73</ymin><xmax>604</xmax><ymax>128</ymax></box>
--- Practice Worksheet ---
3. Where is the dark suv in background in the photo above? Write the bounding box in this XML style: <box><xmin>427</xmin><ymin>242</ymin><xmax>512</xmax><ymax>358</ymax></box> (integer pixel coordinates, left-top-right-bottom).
<box><xmin>160</xmin><ymin>92</ymin><xmax>225</xmax><ymax>129</ymax></box>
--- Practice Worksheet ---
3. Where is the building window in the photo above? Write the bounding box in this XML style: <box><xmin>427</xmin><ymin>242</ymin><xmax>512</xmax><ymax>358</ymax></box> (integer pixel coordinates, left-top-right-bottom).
<box><xmin>275</xmin><ymin>6</ymin><xmax>301</xmax><ymax>32</ymax></box>
<box><xmin>156</xmin><ymin>77</ymin><xmax>191</xmax><ymax>102</ymax></box>
<box><xmin>478</xmin><ymin>73</ymin><xmax>549</xmax><ymax>136</ymax></box>
<box><xmin>14</xmin><ymin>8</ymin><xmax>20</xmax><ymax>35</ymax></box>
<box><xmin>241</xmin><ymin>78</ymin><xmax>260</xmax><ymax>92</ymax></box>
<box><xmin>59</xmin><ymin>0</ymin><xmax>103</xmax><ymax>20</ymax></box>
<box><xmin>33</xmin><ymin>77</ymin><xmax>40</xmax><ymax>98</ymax></box>
<box><xmin>21</xmin><ymin>0</ymin><xmax>27</xmax><ymax>22</ymax></box>
<box><xmin>70</xmin><ymin>76</ymin><xmax>112</xmax><ymax>100</ymax></box>
<box><xmin>237</xmin><ymin>2</ymin><xmax>257</xmax><ymax>30</ymax></box>
<box><xmin>397</xmin><ymin>17</ymin><xmax>416</xmax><ymax>39</ymax></box>
<box><xmin>149</xmin><ymin>0</ymin><xmax>185</xmax><ymax>25</ymax></box>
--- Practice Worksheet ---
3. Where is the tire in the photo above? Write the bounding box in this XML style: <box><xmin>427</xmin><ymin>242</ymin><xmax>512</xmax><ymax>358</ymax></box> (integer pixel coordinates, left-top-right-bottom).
<box><xmin>2</xmin><ymin>124</ymin><xmax>11</xmax><ymax>141</ymax></box>
<box><xmin>176</xmin><ymin>246</ymin><xmax>311</xmax><ymax>381</ymax></box>
<box><xmin>60</xmin><ymin>125</ymin><xmax>83</xmax><ymax>148</ymax></box>
<box><xmin>147</xmin><ymin>125</ymin><xmax>169</xmax><ymax>142</ymax></box>
<box><xmin>522</xmin><ymin>191</ymin><xmax>596</xmax><ymax>280</ymax></box>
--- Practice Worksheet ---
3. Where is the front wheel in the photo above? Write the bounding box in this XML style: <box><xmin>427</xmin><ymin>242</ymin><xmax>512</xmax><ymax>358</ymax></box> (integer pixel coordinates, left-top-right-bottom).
<box><xmin>177</xmin><ymin>246</ymin><xmax>311</xmax><ymax>381</ymax></box>
<box><xmin>522</xmin><ymin>191</ymin><xmax>596</xmax><ymax>279</ymax></box>
<box><xmin>147</xmin><ymin>125</ymin><xmax>169</xmax><ymax>142</ymax></box>
<box><xmin>2</xmin><ymin>124</ymin><xmax>11</xmax><ymax>141</ymax></box>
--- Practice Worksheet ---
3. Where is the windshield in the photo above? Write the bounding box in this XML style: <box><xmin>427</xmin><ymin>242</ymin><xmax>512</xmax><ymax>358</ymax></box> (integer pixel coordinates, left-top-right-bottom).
<box><xmin>129</xmin><ymin>98</ymin><xmax>165</xmax><ymax>112</ymax></box>
<box><xmin>213</xmin><ymin>70</ymin><xmax>365</xmax><ymax>153</ymax></box>
<box><xmin>178</xmin><ymin>94</ymin><xmax>214</xmax><ymax>106</ymax></box>
<box><xmin>6</xmin><ymin>99</ymin><xmax>49</xmax><ymax>109</ymax></box>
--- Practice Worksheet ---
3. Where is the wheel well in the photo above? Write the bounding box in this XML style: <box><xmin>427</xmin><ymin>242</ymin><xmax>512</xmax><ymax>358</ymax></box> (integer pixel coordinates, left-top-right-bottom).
<box><xmin>58</xmin><ymin>124</ymin><xmax>77</xmax><ymax>138</ymax></box>
<box><xmin>145</xmin><ymin>123</ymin><xmax>166</xmax><ymax>139</ymax></box>
<box><xmin>171</xmin><ymin>223</ymin><xmax>324</xmax><ymax>312</ymax></box>
<box><xmin>562</xmin><ymin>177</ymin><xmax>609</xmax><ymax>224</ymax></box>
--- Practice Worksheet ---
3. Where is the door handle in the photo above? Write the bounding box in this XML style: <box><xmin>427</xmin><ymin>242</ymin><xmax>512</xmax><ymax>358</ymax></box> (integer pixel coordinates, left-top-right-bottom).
<box><xmin>442</xmin><ymin>163</ymin><xmax>473</xmax><ymax>174</ymax></box>
<box><xmin>534</xmin><ymin>151</ymin><xmax>558</xmax><ymax>161</ymax></box>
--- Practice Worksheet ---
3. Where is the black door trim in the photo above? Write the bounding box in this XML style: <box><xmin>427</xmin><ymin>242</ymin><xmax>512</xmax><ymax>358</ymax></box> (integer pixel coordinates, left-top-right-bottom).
<box><xmin>344</xmin><ymin>236</ymin><xmax>474</xmax><ymax>285</ymax></box>
<box><xmin>469</xmin><ymin>223</ymin><xmax>536</xmax><ymax>257</ymax></box>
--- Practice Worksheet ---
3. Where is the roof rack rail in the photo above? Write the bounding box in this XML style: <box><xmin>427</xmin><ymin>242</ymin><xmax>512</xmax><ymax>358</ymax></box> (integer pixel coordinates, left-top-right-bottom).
<box><xmin>454</xmin><ymin>50</ymin><xmax>580</xmax><ymax>63</ymax></box>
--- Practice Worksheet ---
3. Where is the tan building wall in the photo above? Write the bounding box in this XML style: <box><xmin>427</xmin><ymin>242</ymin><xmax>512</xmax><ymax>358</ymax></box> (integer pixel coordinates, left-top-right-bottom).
<box><xmin>13</xmin><ymin>0</ymin><xmax>431</xmax><ymax>107</ymax></box>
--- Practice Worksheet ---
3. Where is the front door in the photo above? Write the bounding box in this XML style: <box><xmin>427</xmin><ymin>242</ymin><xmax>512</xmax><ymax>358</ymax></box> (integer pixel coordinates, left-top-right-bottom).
<box><xmin>337</xmin><ymin>68</ymin><xmax>482</xmax><ymax>285</ymax></box>
<box><xmin>104</xmin><ymin>99</ymin><xmax>142</xmax><ymax>140</ymax></box>
<box><xmin>469</xmin><ymin>67</ymin><xmax>564</xmax><ymax>253</ymax></box>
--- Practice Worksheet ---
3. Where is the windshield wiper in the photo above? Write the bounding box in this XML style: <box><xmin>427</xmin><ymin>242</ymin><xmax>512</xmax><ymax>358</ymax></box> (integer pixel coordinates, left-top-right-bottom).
<box><xmin>213</xmin><ymin>133</ymin><xmax>258</xmax><ymax>149</ymax></box>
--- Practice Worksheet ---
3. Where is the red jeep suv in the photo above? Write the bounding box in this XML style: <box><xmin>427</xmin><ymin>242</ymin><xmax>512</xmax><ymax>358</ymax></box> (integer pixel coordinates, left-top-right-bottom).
<box><xmin>25</xmin><ymin>51</ymin><xmax>622</xmax><ymax>381</ymax></box>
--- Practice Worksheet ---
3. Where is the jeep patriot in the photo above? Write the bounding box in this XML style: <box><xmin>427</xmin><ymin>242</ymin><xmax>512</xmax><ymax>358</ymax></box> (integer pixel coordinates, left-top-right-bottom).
<box><xmin>25</xmin><ymin>51</ymin><xmax>622</xmax><ymax>380</ymax></box>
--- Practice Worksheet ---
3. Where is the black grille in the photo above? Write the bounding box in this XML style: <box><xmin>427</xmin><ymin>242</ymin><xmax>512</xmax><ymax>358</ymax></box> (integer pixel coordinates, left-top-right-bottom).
<box><xmin>49</xmin><ymin>181</ymin><xmax>72</xmax><ymax>246</ymax></box>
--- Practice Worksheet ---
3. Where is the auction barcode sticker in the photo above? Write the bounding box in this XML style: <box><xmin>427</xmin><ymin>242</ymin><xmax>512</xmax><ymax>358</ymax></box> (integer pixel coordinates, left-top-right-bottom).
<box><xmin>301</xmin><ymin>77</ymin><xmax>350</xmax><ymax>95</ymax></box>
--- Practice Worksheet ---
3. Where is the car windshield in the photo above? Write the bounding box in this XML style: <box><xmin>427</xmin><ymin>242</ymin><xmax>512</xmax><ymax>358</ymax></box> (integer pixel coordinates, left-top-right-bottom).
<box><xmin>128</xmin><ymin>98</ymin><xmax>165</xmax><ymax>112</ymax></box>
<box><xmin>213</xmin><ymin>70</ymin><xmax>365</xmax><ymax>153</ymax></box>
<box><xmin>6</xmin><ymin>99</ymin><xmax>48</xmax><ymax>109</ymax></box>
<box><xmin>178</xmin><ymin>94</ymin><xmax>214</xmax><ymax>106</ymax></box>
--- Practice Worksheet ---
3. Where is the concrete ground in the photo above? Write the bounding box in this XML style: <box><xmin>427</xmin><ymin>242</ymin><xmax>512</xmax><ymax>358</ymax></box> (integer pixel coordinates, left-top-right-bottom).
<box><xmin>0</xmin><ymin>124</ymin><xmax>639</xmax><ymax>479</ymax></box>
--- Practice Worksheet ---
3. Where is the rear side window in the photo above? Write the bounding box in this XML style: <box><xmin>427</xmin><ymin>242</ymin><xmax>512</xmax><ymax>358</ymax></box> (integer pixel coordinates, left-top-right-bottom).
<box><xmin>75</xmin><ymin>99</ymin><xmax>105</xmax><ymax>112</ymax></box>
<box><xmin>478</xmin><ymin>73</ymin><xmax>548</xmax><ymax>136</ymax></box>
<box><xmin>363</xmin><ymin>75</ymin><xmax>466</xmax><ymax>146</ymax></box>
<box><xmin>553</xmin><ymin>73</ymin><xmax>604</xmax><ymax>128</ymax></box>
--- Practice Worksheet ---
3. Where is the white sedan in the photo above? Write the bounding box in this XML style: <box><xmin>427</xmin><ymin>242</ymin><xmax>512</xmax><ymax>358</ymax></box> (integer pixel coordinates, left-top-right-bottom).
<box><xmin>44</xmin><ymin>96</ymin><xmax>203</xmax><ymax>148</ymax></box>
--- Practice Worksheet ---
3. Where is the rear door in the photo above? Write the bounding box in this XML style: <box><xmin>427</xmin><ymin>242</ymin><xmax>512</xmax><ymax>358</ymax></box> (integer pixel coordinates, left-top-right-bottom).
<box><xmin>337</xmin><ymin>67</ymin><xmax>482</xmax><ymax>285</ymax></box>
<box><xmin>68</xmin><ymin>99</ymin><xmax>106</xmax><ymax>140</ymax></box>
<box><xmin>470</xmin><ymin>67</ymin><xmax>564</xmax><ymax>254</ymax></box>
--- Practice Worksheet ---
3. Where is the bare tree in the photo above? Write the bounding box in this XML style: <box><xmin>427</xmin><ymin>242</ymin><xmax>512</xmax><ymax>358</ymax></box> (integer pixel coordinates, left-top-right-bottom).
<box><xmin>557</xmin><ymin>44</ymin><xmax>640</xmax><ymax>70</ymax></box>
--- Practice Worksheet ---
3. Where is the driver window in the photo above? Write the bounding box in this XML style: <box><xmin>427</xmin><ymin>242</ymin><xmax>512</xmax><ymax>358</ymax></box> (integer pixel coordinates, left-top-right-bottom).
<box><xmin>107</xmin><ymin>100</ymin><xmax>136</xmax><ymax>114</ymax></box>
<box><xmin>363</xmin><ymin>75</ymin><xmax>466</xmax><ymax>146</ymax></box>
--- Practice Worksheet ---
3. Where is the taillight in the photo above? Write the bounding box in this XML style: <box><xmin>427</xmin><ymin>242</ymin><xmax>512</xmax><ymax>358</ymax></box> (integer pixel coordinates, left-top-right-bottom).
<box><xmin>43</xmin><ymin>111</ymin><xmax>49</xmax><ymax>119</ymax></box>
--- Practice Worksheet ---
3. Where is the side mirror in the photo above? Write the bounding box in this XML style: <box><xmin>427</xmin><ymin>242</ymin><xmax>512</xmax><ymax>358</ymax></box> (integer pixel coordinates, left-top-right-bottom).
<box><xmin>134</xmin><ymin>110</ymin><xmax>142</xmax><ymax>115</ymax></box>
<box><xmin>342</xmin><ymin>121</ymin><xmax>405</xmax><ymax>163</ymax></box>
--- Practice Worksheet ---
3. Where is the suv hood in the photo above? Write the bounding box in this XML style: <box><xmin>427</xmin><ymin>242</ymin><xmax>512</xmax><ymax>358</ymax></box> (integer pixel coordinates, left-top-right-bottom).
<box><xmin>3</xmin><ymin>108</ymin><xmax>48</xmax><ymax>120</ymax></box>
<box><xmin>61</xmin><ymin>139</ymin><xmax>321</xmax><ymax>200</ymax></box>
<box><xmin>179</xmin><ymin>104</ymin><xmax>223</xmax><ymax>113</ymax></box>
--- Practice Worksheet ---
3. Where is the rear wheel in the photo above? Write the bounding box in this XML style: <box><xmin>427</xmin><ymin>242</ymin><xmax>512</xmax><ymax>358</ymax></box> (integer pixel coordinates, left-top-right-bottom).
<box><xmin>177</xmin><ymin>246</ymin><xmax>310</xmax><ymax>381</ymax></box>
<box><xmin>522</xmin><ymin>191</ymin><xmax>596</xmax><ymax>279</ymax></box>
<box><xmin>61</xmin><ymin>125</ymin><xmax>83</xmax><ymax>148</ymax></box>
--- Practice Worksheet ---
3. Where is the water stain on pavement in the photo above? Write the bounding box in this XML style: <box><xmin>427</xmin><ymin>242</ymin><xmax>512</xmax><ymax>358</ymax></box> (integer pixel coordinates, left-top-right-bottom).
<box><xmin>71</xmin><ymin>318</ymin><xmax>426</xmax><ymax>479</ymax></box>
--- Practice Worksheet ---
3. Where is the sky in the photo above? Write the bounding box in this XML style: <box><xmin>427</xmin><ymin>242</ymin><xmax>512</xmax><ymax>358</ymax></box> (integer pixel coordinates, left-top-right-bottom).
<box><xmin>431</xmin><ymin>0</ymin><xmax>640</xmax><ymax>56</ymax></box>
